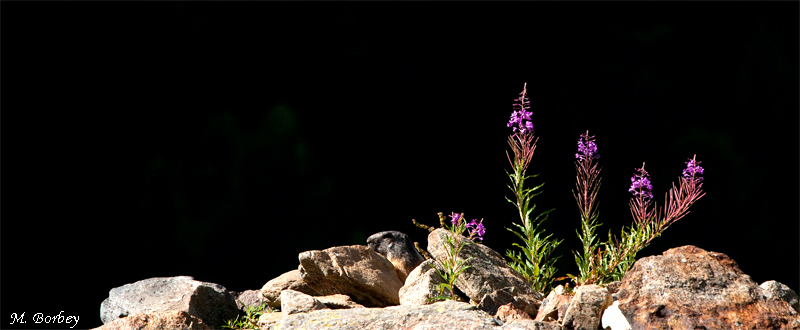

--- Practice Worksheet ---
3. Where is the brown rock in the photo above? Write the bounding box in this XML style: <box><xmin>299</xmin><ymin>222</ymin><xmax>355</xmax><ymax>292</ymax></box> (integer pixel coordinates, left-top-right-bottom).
<box><xmin>316</xmin><ymin>294</ymin><xmax>365</xmax><ymax>309</ymax></box>
<box><xmin>399</xmin><ymin>259</ymin><xmax>446</xmax><ymax>305</ymax></box>
<box><xmin>298</xmin><ymin>245</ymin><xmax>404</xmax><ymax>307</ymax></box>
<box><xmin>280</xmin><ymin>289</ymin><xmax>328</xmax><ymax>315</ymax></box>
<box><xmin>91</xmin><ymin>311</ymin><xmax>210</xmax><ymax>330</ymax></box>
<box><xmin>762</xmin><ymin>280</ymin><xmax>800</xmax><ymax>314</ymax></box>
<box><xmin>257</xmin><ymin>311</ymin><xmax>284</xmax><ymax>329</ymax></box>
<box><xmin>260</xmin><ymin>269</ymin><xmax>319</xmax><ymax>308</ymax></box>
<box><xmin>231</xmin><ymin>289</ymin><xmax>268</xmax><ymax>312</ymax></box>
<box><xmin>479</xmin><ymin>287</ymin><xmax>543</xmax><ymax>318</ymax></box>
<box><xmin>427</xmin><ymin>228</ymin><xmax>536</xmax><ymax>308</ymax></box>
<box><xmin>561</xmin><ymin>284</ymin><xmax>612</xmax><ymax>330</ymax></box>
<box><xmin>500</xmin><ymin>319</ymin><xmax>564</xmax><ymax>330</ymax></box>
<box><xmin>495</xmin><ymin>302</ymin><xmax>532</xmax><ymax>323</ymax></box>
<box><xmin>534</xmin><ymin>287</ymin><xmax>572</xmax><ymax>323</ymax></box>
<box><xmin>617</xmin><ymin>245</ymin><xmax>800</xmax><ymax>330</ymax></box>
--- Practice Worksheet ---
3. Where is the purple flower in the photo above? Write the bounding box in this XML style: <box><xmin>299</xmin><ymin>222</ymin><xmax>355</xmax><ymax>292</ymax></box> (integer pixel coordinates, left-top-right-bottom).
<box><xmin>450</xmin><ymin>212</ymin><xmax>461</xmax><ymax>225</ymax></box>
<box><xmin>467</xmin><ymin>219</ymin><xmax>485</xmax><ymax>241</ymax></box>
<box><xmin>508</xmin><ymin>84</ymin><xmax>534</xmax><ymax>134</ymax></box>
<box><xmin>629</xmin><ymin>165</ymin><xmax>654</xmax><ymax>199</ymax></box>
<box><xmin>683</xmin><ymin>156</ymin><xmax>704</xmax><ymax>181</ymax></box>
<box><xmin>575</xmin><ymin>131</ymin><xmax>600</xmax><ymax>161</ymax></box>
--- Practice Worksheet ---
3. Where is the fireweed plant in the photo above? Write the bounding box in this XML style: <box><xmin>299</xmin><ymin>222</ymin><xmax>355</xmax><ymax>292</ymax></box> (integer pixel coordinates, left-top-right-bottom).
<box><xmin>504</xmin><ymin>83</ymin><xmax>562</xmax><ymax>294</ymax></box>
<box><xmin>565</xmin><ymin>129</ymin><xmax>706</xmax><ymax>286</ymax></box>
<box><xmin>427</xmin><ymin>212</ymin><xmax>486</xmax><ymax>302</ymax></box>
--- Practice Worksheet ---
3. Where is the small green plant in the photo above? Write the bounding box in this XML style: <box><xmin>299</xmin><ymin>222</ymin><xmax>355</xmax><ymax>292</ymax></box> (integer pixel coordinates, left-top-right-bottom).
<box><xmin>503</xmin><ymin>83</ymin><xmax>562</xmax><ymax>294</ymax></box>
<box><xmin>565</xmin><ymin>128</ymin><xmax>706</xmax><ymax>286</ymax></box>
<box><xmin>222</xmin><ymin>301</ymin><xmax>277</xmax><ymax>330</ymax></box>
<box><xmin>417</xmin><ymin>212</ymin><xmax>485</xmax><ymax>302</ymax></box>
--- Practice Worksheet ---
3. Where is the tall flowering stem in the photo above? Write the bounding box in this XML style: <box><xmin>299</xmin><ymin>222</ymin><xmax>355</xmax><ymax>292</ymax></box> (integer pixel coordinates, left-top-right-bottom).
<box><xmin>569</xmin><ymin>131</ymin><xmax>605</xmax><ymax>285</ymax></box>
<box><xmin>607</xmin><ymin>156</ymin><xmax>706</xmax><ymax>281</ymax></box>
<box><xmin>430</xmin><ymin>212</ymin><xmax>486</xmax><ymax>302</ymax></box>
<box><xmin>504</xmin><ymin>83</ymin><xmax>561</xmax><ymax>294</ymax></box>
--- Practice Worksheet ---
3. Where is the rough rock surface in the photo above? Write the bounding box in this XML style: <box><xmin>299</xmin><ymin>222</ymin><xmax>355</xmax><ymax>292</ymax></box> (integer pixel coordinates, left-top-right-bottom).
<box><xmin>427</xmin><ymin>229</ymin><xmax>538</xmax><ymax>309</ymax></box>
<box><xmin>232</xmin><ymin>289</ymin><xmax>268</xmax><ymax>312</ymax></box>
<box><xmin>398</xmin><ymin>259</ymin><xmax>445</xmax><ymax>305</ymax></box>
<box><xmin>266</xmin><ymin>300</ymin><xmax>503</xmax><ymax>330</ymax></box>
<box><xmin>280</xmin><ymin>289</ymin><xmax>328</xmax><ymax>315</ymax></box>
<box><xmin>601</xmin><ymin>301</ymin><xmax>631</xmax><ymax>330</ymax></box>
<box><xmin>495</xmin><ymin>302</ymin><xmax>532</xmax><ymax>323</ymax></box>
<box><xmin>479</xmin><ymin>287</ymin><xmax>543</xmax><ymax>318</ymax></box>
<box><xmin>762</xmin><ymin>280</ymin><xmax>800</xmax><ymax>313</ymax></box>
<box><xmin>561</xmin><ymin>284</ymin><xmax>612</xmax><ymax>330</ymax></box>
<box><xmin>99</xmin><ymin>276</ymin><xmax>238</xmax><ymax>328</ymax></box>
<box><xmin>91</xmin><ymin>311</ymin><xmax>210</xmax><ymax>330</ymax></box>
<box><xmin>260</xmin><ymin>269</ymin><xmax>320</xmax><ymax>308</ymax></box>
<box><xmin>299</xmin><ymin>245</ymin><xmax>404</xmax><ymax>307</ymax></box>
<box><xmin>501</xmin><ymin>319</ymin><xmax>564</xmax><ymax>330</ymax></box>
<box><xmin>534</xmin><ymin>287</ymin><xmax>572</xmax><ymax>323</ymax></box>
<box><xmin>617</xmin><ymin>245</ymin><xmax>800</xmax><ymax>330</ymax></box>
<box><xmin>257</xmin><ymin>312</ymin><xmax>284</xmax><ymax>329</ymax></box>
<box><xmin>316</xmin><ymin>294</ymin><xmax>366</xmax><ymax>309</ymax></box>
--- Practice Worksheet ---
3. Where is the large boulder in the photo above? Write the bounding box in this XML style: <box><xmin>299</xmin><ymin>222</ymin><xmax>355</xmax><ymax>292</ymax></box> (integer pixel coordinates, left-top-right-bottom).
<box><xmin>91</xmin><ymin>311</ymin><xmax>210</xmax><ymax>330</ymax></box>
<box><xmin>398</xmin><ymin>259</ymin><xmax>446</xmax><ymax>305</ymax></box>
<box><xmin>260</xmin><ymin>269</ymin><xmax>320</xmax><ymax>308</ymax></box>
<box><xmin>617</xmin><ymin>245</ymin><xmax>800</xmax><ymax>330</ymax></box>
<box><xmin>427</xmin><ymin>228</ymin><xmax>540</xmax><ymax>314</ymax></box>
<box><xmin>99</xmin><ymin>276</ymin><xmax>239</xmax><ymax>328</ymax></box>
<box><xmin>265</xmin><ymin>300</ymin><xmax>504</xmax><ymax>330</ymax></box>
<box><xmin>560</xmin><ymin>284</ymin><xmax>612</xmax><ymax>330</ymax></box>
<box><xmin>298</xmin><ymin>245</ymin><xmax>404</xmax><ymax>307</ymax></box>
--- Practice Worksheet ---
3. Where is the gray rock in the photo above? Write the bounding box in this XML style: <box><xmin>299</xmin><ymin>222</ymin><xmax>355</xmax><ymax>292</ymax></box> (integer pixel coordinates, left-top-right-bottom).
<box><xmin>600</xmin><ymin>301</ymin><xmax>631</xmax><ymax>330</ymax></box>
<box><xmin>617</xmin><ymin>245</ymin><xmax>800</xmax><ymax>330</ymax></box>
<box><xmin>761</xmin><ymin>280</ymin><xmax>800</xmax><ymax>313</ymax></box>
<box><xmin>298</xmin><ymin>245</ymin><xmax>403</xmax><ymax>307</ymax></box>
<box><xmin>232</xmin><ymin>289</ymin><xmax>268</xmax><ymax>312</ymax></box>
<box><xmin>260</xmin><ymin>269</ymin><xmax>320</xmax><ymax>308</ymax></box>
<box><xmin>99</xmin><ymin>276</ymin><xmax>238</xmax><ymax>328</ymax></box>
<box><xmin>280</xmin><ymin>289</ymin><xmax>328</xmax><ymax>315</ymax></box>
<box><xmin>427</xmin><ymin>228</ymin><xmax>535</xmax><ymax>307</ymax></box>
<box><xmin>399</xmin><ymin>259</ymin><xmax>445</xmax><ymax>305</ymax></box>
<box><xmin>91</xmin><ymin>311</ymin><xmax>210</xmax><ymax>330</ymax></box>
<box><xmin>266</xmin><ymin>300</ymin><xmax>503</xmax><ymax>330</ymax></box>
<box><xmin>561</xmin><ymin>284</ymin><xmax>611</xmax><ymax>330</ymax></box>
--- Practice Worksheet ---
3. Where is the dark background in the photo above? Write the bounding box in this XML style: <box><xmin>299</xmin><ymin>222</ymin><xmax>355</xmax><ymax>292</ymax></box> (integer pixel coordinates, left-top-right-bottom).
<box><xmin>2</xmin><ymin>2</ymin><xmax>798</xmax><ymax>329</ymax></box>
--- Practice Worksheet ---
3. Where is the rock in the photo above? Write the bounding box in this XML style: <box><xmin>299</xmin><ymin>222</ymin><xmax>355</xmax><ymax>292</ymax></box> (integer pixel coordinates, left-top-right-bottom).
<box><xmin>534</xmin><ymin>286</ymin><xmax>572</xmax><ymax>323</ymax></box>
<box><xmin>298</xmin><ymin>245</ymin><xmax>403</xmax><ymax>307</ymax></box>
<box><xmin>427</xmin><ymin>228</ymin><xmax>536</xmax><ymax>307</ymax></box>
<box><xmin>280</xmin><ymin>289</ymin><xmax>328</xmax><ymax>315</ymax></box>
<box><xmin>500</xmin><ymin>319</ymin><xmax>564</xmax><ymax>330</ymax></box>
<box><xmin>495</xmin><ymin>302</ymin><xmax>532</xmax><ymax>323</ymax></box>
<box><xmin>561</xmin><ymin>284</ymin><xmax>612</xmax><ymax>330</ymax></box>
<box><xmin>367</xmin><ymin>230</ymin><xmax>426</xmax><ymax>283</ymax></box>
<box><xmin>762</xmin><ymin>280</ymin><xmax>800</xmax><ymax>313</ymax></box>
<box><xmin>257</xmin><ymin>311</ymin><xmax>284</xmax><ymax>329</ymax></box>
<box><xmin>316</xmin><ymin>294</ymin><xmax>366</xmax><ymax>309</ymax></box>
<box><xmin>99</xmin><ymin>276</ymin><xmax>239</xmax><ymax>328</ymax></box>
<box><xmin>91</xmin><ymin>311</ymin><xmax>210</xmax><ymax>330</ymax></box>
<box><xmin>260</xmin><ymin>269</ymin><xmax>320</xmax><ymax>308</ymax></box>
<box><xmin>266</xmin><ymin>300</ymin><xmax>503</xmax><ymax>330</ymax></box>
<box><xmin>617</xmin><ymin>245</ymin><xmax>800</xmax><ymax>330</ymax></box>
<box><xmin>479</xmin><ymin>287</ymin><xmax>543</xmax><ymax>318</ymax></box>
<box><xmin>399</xmin><ymin>259</ymin><xmax>446</xmax><ymax>305</ymax></box>
<box><xmin>600</xmin><ymin>301</ymin><xmax>631</xmax><ymax>330</ymax></box>
<box><xmin>232</xmin><ymin>289</ymin><xmax>268</xmax><ymax>312</ymax></box>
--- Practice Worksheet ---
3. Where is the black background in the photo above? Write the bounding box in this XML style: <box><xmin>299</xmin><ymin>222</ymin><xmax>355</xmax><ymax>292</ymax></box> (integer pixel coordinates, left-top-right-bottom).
<box><xmin>2</xmin><ymin>2</ymin><xmax>798</xmax><ymax>329</ymax></box>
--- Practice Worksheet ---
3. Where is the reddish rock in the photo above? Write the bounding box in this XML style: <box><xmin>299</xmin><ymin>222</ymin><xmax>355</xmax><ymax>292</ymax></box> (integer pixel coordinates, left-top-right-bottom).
<box><xmin>495</xmin><ymin>302</ymin><xmax>532</xmax><ymax>323</ymax></box>
<box><xmin>617</xmin><ymin>245</ymin><xmax>800</xmax><ymax>330</ymax></box>
<box><xmin>534</xmin><ymin>287</ymin><xmax>572</xmax><ymax>323</ymax></box>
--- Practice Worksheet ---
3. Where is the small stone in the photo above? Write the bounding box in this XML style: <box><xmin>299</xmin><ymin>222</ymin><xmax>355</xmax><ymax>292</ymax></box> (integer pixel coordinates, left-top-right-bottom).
<box><xmin>280</xmin><ymin>289</ymin><xmax>328</xmax><ymax>315</ymax></box>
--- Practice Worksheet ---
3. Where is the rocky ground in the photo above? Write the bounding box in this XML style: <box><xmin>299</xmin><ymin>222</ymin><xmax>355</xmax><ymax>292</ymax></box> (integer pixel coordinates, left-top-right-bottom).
<box><xmin>94</xmin><ymin>229</ymin><xmax>799</xmax><ymax>330</ymax></box>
